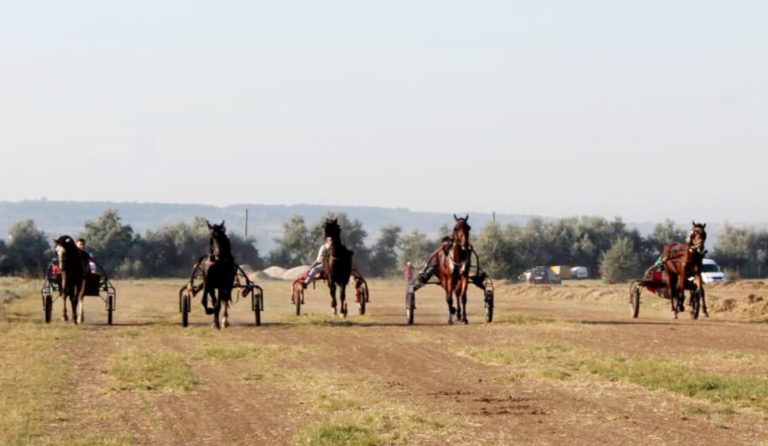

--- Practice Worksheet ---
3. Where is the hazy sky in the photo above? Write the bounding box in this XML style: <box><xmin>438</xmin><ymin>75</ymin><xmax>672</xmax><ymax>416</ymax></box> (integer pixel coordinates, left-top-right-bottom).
<box><xmin>1</xmin><ymin>1</ymin><xmax>766</xmax><ymax>224</ymax></box>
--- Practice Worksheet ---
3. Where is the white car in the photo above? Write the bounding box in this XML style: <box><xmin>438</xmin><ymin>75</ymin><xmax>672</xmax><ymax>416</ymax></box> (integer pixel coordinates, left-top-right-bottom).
<box><xmin>701</xmin><ymin>258</ymin><xmax>726</xmax><ymax>283</ymax></box>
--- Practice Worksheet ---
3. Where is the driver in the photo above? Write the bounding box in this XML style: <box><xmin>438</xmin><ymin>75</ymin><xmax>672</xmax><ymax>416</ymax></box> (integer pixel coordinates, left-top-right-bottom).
<box><xmin>303</xmin><ymin>237</ymin><xmax>333</xmax><ymax>287</ymax></box>
<box><xmin>417</xmin><ymin>236</ymin><xmax>453</xmax><ymax>285</ymax></box>
<box><xmin>76</xmin><ymin>238</ymin><xmax>98</xmax><ymax>274</ymax></box>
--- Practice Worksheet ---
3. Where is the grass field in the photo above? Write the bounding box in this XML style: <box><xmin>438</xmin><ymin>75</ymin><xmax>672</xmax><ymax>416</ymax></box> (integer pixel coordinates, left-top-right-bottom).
<box><xmin>1</xmin><ymin>276</ymin><xmax>768</xmax><ymax>445</ymax></box>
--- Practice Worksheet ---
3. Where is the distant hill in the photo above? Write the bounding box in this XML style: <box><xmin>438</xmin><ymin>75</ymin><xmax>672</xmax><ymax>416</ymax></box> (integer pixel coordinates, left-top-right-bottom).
<box><xmin>0</xmin><ymin>200</ymin><xmax>730</xmax><ymax>254</ymax></box>
<box><xmin>0</xmin><ymin>200</ymin><xmax>536</xmax><ymax>253</ymax></box>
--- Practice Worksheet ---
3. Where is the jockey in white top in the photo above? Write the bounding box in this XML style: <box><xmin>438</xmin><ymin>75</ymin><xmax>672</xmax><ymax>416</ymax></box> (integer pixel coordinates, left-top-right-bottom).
<box><xmin>304</xmin><ymin>237</ymin><xmax>333</xmax><ymax>286</ymax></box>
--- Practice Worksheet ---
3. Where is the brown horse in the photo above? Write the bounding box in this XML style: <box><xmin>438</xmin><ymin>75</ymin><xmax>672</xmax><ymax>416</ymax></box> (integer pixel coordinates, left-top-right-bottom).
<box><xmin>662</xmin><ymin>221</ymin><xmax>708</xmax><ymax>319</ymax></box>
<box><xmin>323</xmin><ymin>219</ymin><xmax>353</xmax><ymax>317</ymax></box>
<box><xmin>435</xmin><ymin>214</ymin><xmax>472</xmax><ymax>324</ymax></box>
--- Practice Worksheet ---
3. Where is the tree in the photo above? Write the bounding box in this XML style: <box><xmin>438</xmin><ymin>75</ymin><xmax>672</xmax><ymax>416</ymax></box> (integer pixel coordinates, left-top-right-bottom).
<box><xmin>268</xmin><ymin>216</ymin><xmax>312</xmax><ymax>267</ymax></box>
<box><xmin>369</xmin><ymin>225</ymin><xmax>401</xmax><ymax>277</ymax></box>
<box><xmin>600</xmin><ymin>237</ymin><xmax>641</xmax><ymax>284</ymax></box>
<box><xmin>474</xmin><ymin>221</ymin><xmax>515</xmax><ymax>279</ymax></box>
<box><xmin>79</xmin><ymin>209</ymin><xmax>136</xmax><ymax>274</ymax></box>
<box><xmin>6</xmin><ymin>219</ymin><xmax>50</xmax><ymax>276</ymax></box>
<box><xmin>398</xmin><ymin>230</ymin><xmax>433</xmax><ymax>269</ymax></box>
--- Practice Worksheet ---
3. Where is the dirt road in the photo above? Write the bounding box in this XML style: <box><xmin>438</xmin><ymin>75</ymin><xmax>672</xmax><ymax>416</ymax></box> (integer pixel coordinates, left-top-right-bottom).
<box><xmin>2</xmin><ymin>278</ymin><xmax>767</xmax><ymax>445</ymax></box>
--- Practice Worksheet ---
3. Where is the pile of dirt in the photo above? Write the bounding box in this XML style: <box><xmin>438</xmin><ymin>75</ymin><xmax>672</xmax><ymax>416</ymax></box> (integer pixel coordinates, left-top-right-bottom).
<box><xmin>261</xmin><ymin>266</ymin><xmax>287</xmax><ymax>280</ymax></box>
<box><xmin>282</xmin><ymin>265</ymin><xmax>310</xmax><ymax>280</ymax></box>
<box><xmin>706</xmin><ymin>282</ymin><xmax>768</xmax><ymax>317</ymax></box>
<box><xmin>248</xmin><ymin>271</ymin><xmax>273</xmax><ymax>281</ymax></box>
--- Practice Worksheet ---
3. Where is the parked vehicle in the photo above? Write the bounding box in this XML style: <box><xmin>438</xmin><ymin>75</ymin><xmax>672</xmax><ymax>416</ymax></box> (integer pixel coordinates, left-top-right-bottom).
<box><xmin>570</xmin><ymin>266</ymin><xmax>589</xmax><ymax>279</ymax></box>
<box><xmin>526</xmin><ymin>266</ymin><xmax>561</xmax><ymax>285</ymax></box>
<box><xmin>701</xmin><ymin>258</ymin><xmax>726</xmax><ymax>283</ymax></box>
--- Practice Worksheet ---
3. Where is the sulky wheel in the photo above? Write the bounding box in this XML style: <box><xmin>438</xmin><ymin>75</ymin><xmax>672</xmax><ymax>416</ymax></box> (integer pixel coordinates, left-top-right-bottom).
<box><xmin>107</xmin><ymin>294</ymin><xmax>115</xmax><ymax>325</ymax></box>
<box><xmin>44</xmin><ymin>294</ymin><xmax>53</xmax><ymax>324</ymax></box>
<box><xmin>630</xmin><ymin>282</ymin><xmax>641</xmax><ymax>319</ymax></box>
<box><xmin>358</xmin><ymin>283</ymin><xmax>368</xmax><ymax>315</ymax></box>
<box><xmin>405</xmin><ymin>292</ymin><xmax>415</xmax><ymax>325</ymax></box>
<box><xmin>294</xmin><ymin>286</ymin><xmax>303</xmax><ymax>316</ymax></box>
<box><xmin>252</xmin><ymin>288</ymin><xmax>262</xmax><ymax>327</ymax></box>
<box><xmin>484</xmin><ymin>289</ymin><xmax>494</xmax><ymax>323</ymax></box>
<box><xmin>181</xmin><ymin>294</ymin><xmax>191</xmax><ymax>327</ymax></box>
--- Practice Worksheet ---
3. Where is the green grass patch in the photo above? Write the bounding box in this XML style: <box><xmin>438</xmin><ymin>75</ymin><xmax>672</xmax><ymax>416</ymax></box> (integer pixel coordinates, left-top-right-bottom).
<box><xmin>585</xmin><ymin>354</ymin><xmax>768</xmax><ymax>412</ymax></box>
<box><xmin>108</xmin><ymin>350</ymin><xmax>196</xmax><ymax>391</ymax></box>
<box><xmin>493</xmin><ymin>312</ymin><xmax>556</xmax><ymax>325</ymax></box>
<box><xmin>295</xmin><ymin>421</ymin><xmax>381</xmax><ymax>446</ymax></box>
<box><xmin>0</xmin><ymin>323</ymin><xmax>79</xmax><ymax>444</ymax></box>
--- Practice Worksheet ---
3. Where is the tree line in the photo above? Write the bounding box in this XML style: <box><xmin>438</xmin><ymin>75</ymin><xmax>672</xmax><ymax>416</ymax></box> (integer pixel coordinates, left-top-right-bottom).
<box><xmin>1</xmin><ymin>210</ymin><xmax>766</xmax><ymax>282</ymax></box>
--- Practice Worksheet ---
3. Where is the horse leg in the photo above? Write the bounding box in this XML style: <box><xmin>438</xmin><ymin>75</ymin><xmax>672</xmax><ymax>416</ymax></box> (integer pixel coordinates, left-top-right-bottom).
<box><xmin>212</xmin><ymin>290</ymin><xmax>221</xmax><ymax>330</ymax></box>
<box><xmin>444</xmin><ymin>283</ymin><xmax>455</xmax><ymax>325</ymax></box>
<box><xmin>666</xmin><ymin>271</ymin><xmax>678</xmax><ymax>319</ymax></box>
<box><xmin>329</xmin><ymin>282</ymin><xmax>338</xmax><ymax>316</ymax></box>
<box><xmin>61</xmin><ymin>293</ymin><xmax>69</xmax><ymax>321</ymax></box>
<box><xmin>340</xmin><ymin>284</ymin><xmax>348</xmax><ymax>318</ymax></box>
<box><xmin>460</xmin><ymin>282</ymin><xmax>469</xmax><ymax>324</ymax></box>
<box><xmin>76</xmin><ymin>287</ymin><xmax>85</xmax><ymax>325</ymax></box>
<box><xmin>696</xmin><ymin>274</ymin><xmax>708</xmax><ymax>317</ymax></box>
<box><xmin>221</xmin><ymin>289</ymin><xmax>231</xmax><ymax>328</ymax></box>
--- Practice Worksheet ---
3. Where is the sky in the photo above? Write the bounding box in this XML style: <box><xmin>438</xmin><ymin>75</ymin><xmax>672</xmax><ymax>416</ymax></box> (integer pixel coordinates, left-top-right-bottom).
<box><xmin>1</xmin><ymin>1</ymin><xmax>766</xmax><ymax>224</ymax></box>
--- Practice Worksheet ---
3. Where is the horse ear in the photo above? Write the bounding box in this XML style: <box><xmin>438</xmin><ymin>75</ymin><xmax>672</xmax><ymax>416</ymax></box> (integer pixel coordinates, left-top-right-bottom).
<box><xmin>465</xmin><ymin>214</ymin><xmax>469</xmax><ymax>221</ymax></box>
<box><xmin>702</xmin><ymin>223</ymin><xmax>706</xmax><ymax>229</ymax></box>
<box><xmin>220</xmin><ymin>220</ymin><xmax>225</xmax><ymax>227</ymax></box>
<box><xmin>692</xmin><ymin>220</ymin><xmax>696</xmax><ymax>227</ymax></box>
<box><xmin>207</xmin><ymin>221</ymin><xmax>213</xmax><ymax>229</ymax></box>
<box><xmin>453</xmin><ymin>214</ymin><xmax>458</xmax><ymax>221</ymax></box>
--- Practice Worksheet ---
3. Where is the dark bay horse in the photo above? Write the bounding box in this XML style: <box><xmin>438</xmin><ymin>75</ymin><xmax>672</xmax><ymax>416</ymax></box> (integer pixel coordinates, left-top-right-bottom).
<box><xmin>662</xmin><ymin>221</ymin><xmax>708</xmax><ymax>319</ymax></box>
<box><xmin>201</xmin><ymin>221</ymin><xmax>237</xmax><ymax>329</ymax></box>
<box><xmin>435</xmin><ymin>214</ymin><xmax>472</xmax><ymax>324</ymax></box>
<box><xmin>53</xmin><ymin>235</ymin><xmax>88</xmax><ymax>324</ymax></box>
<box><xmin>323</xmin><ymin>219</ymin><xmax>353</xmax><ymax>317</ymax></box>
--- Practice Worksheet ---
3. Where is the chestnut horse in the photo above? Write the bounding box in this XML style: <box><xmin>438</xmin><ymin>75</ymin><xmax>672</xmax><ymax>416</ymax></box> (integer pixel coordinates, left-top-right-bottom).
<box><xmin>200</xmin><ymin>221</ymin><xmax>237</xmax><ymax>329</ymax></box>
<box><xmin>435</xmin><ymin>214</ymin><xmax>472</xmax><ymax>324</ymax></box>
<box><xmin>662</xmin><ymin>221</ymin><xmax>708</xmax><ymax>319</ymax></box>
<box><xmin>323</xmin><ymin>219</ymin><xmax>353</xmax><ymax>317</ymax></box>
<box><xmin>53</xmin><ymin>235</ymin><xmax>88</xmax><ymax>324</ymax></box>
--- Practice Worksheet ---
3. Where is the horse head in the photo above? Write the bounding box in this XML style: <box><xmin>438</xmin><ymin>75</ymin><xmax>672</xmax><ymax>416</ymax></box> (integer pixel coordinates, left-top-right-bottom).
<box><xmin>452</xmin><ymin>214</ymin><xmax>471</xmax><ymax>249</ymax></box>
<box><xmin>53</xmin><ymin>235</ymin><xmax>78</xmax><ymax>265</ymax></box>
<box><xmin>206</xmin><ymin>220</ymin><xmax>231</xmax><ymax>258</ymax></box>
<box><xmin>687</xmin><ymin>221</ymin><xmax>707</xmax><ymax>253</ymax></box>
<box><xmin>323</xmin><ymin>218</ymin><xmax>342</xmax><ymax>243</ymax></box>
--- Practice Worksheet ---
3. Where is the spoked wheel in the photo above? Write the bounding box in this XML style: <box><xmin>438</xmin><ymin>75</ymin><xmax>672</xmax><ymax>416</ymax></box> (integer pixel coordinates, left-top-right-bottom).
<box><xmin>44</xmin><ymin>294</ymin><xmax>53</xmax><ymax>324</ymax></box>
<box><xmin>629</xmin><ymin>282</ymin><xmax>641</xmax><ymax>319</ymax></box>
<box><xmin>405</xmin><ymin>292</ymin><xmax>415</xmax><ymax>325</ymax></box>
<box><xmin>484</xmin><ymin>289</ymin><xmax>494</xmax><ymax>323</ymax></box>
<box><xmin>690</xmin><ymin>290</ymin><xmax>701</xmax><ymax>320</ymax></box>
<box><xmin>358</xmin><ymin>284</ymin><xmax>368</xmax><ymax>315</ymax></box>
<box><xmin>252</xmin><ymin>286</ymin><xmax>263</xmax><ymax>327</ymax></box>
<box><xmin>107</xmin><ymin>294</ymin><xmax>115</xmax><ymax>325</ymax></box>
<box><xmin>181</xmin><ymin>294</ymin><xmax>191</xmax><ymax>327</ymax></box>
<box><xmin>294</xmin><ymin>287</ymin><xmax>303</xmax><ymax>316</ymax></box>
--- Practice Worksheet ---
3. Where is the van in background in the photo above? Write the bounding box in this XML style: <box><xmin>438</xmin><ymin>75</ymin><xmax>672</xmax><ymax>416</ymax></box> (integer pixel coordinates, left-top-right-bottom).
<box><xmin>701</xmin><ymin>259</ymin><xmax>726</xmax><ymax>283</ymax></box>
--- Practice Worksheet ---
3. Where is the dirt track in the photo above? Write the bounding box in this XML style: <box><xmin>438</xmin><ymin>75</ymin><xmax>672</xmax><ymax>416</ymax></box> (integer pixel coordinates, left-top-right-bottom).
<box><xmin>2</xmin><ymin>278</ymin><xmax>768</xmax><ymax>445</ymax></box>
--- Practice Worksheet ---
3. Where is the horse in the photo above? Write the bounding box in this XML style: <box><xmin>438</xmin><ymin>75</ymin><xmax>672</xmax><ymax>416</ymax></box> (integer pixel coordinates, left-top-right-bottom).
<box><xmin>662</xmin><ymin>221</ymin><xmax>708</xmax><ymax>319</ymax></box>
<box><xmin>435</xmin><ymin>214</ymin><xmax>472</xmax><ymax>324</ymax></box>
<box><xmin>53</xmin><ymin>235</ymin><xmax>88</xmax><ymax>324</ymax></box>
<box><xmin>200</xmin><ymin>221</ymin><xmax>237</xmax><ymax>329</ymax></box>
<box><xmin>322</xmin><ymin>218</ymin><xmax>354</xmax><ymax>317</ymax></box>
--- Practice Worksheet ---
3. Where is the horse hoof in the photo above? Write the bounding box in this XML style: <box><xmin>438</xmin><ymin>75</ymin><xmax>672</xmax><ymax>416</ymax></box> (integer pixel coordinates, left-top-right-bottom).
<box><xmin>463</xmin><ymin>318</ymin><xmax>469</xmax><ymax>325</ymax></box>
<box><xmin>204</xmin><ymin>307</ymin><xmax>214</xmax><ymax>315</ymax></box>
<box><xmin>223</xmin><ymin>320</ymin><xmax>230</xmax><ymax>328</ymax></box>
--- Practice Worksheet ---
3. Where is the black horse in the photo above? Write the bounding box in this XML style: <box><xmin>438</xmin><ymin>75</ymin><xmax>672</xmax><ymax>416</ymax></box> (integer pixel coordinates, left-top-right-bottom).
<box><xmin>201</xmin><ymin>221</ymin><xmax>237</xmax><ymax>329</ymax></box>
<box><xmin>53</xmin><ymin>235</ymin><xmax>88</xmax><ymax>324</ymax></box>
<box><xmin>323</xmin><ymin>219</ymin><xmax>354</xmax><ymax>317</ymax></box>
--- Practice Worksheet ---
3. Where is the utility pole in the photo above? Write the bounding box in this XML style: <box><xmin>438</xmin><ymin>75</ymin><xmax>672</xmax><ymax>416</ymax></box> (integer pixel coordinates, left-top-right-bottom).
<box><xmin>245</xmin><ymin>208</ymin><xmax>249</xmax><ymax>239</ymax></box>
